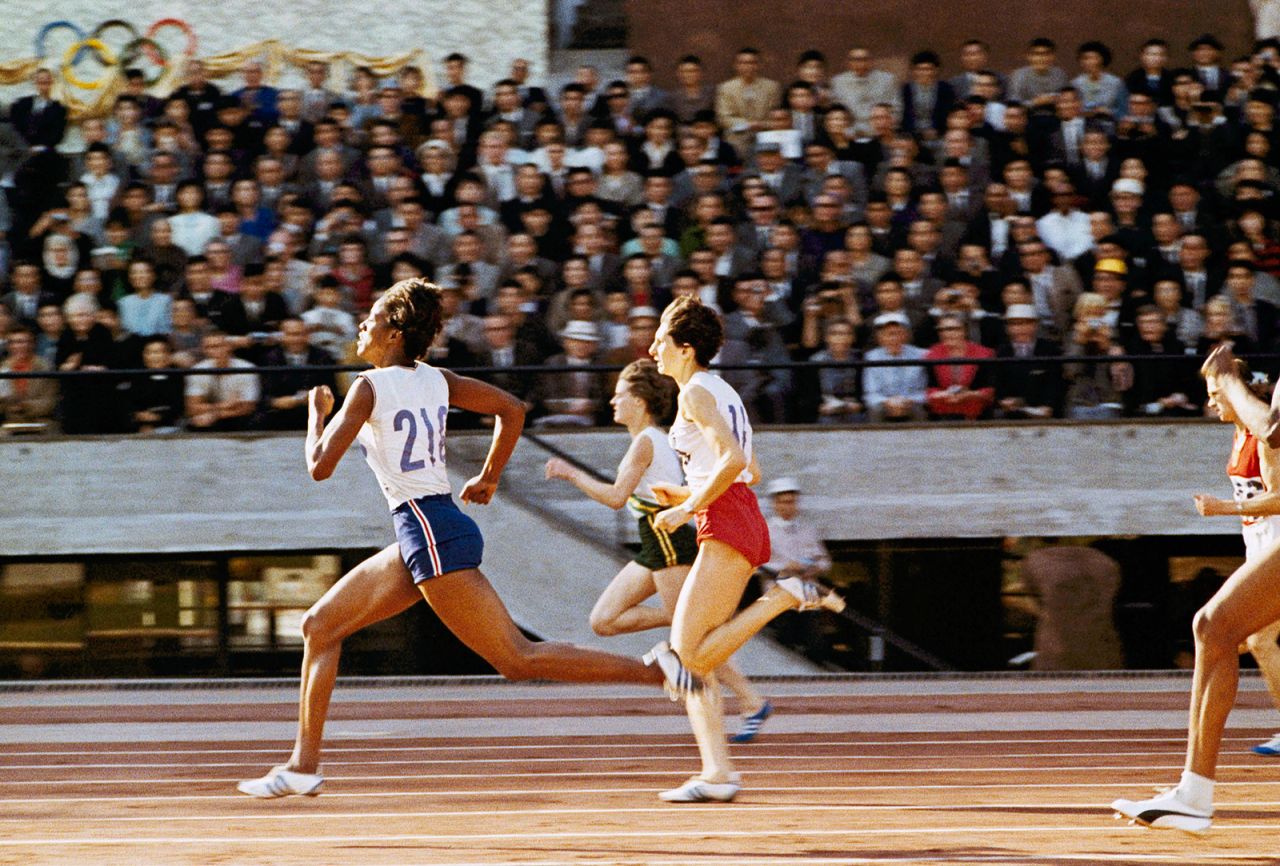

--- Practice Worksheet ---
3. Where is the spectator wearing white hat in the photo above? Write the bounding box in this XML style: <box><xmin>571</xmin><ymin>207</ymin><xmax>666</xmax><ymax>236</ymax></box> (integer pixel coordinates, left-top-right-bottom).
<box><xmin>862</xmin><ymin>312</ymin><xmax>927</xmax><ymax>421</ymax></box>
<box><xmin>762</xmin><ymin>478</ymin><xmax>831</xmax><ymax>583</ymax></box>
<box><xmin>535</xmin><ymin>319</ymin><xmax>605</xmax><ymax>427</ymax></box>
<box><xmin>993</xmin><ymin>303</ymin><xmax>1063</xmax><ymax>419</ymax></box>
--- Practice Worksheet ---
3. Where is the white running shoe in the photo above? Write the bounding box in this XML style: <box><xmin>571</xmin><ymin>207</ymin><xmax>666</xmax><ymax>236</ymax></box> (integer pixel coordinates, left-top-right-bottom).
<box><xmin>237</xmin><ymin>765</ymin><xmax>324</xmax><ymax>798</ymax></box>
<box><xmin>659</xmin><ymin>772</ymin><xmax>742</xmax><ymax>803</ymax></box>
<box><xmin>1111</xmin><ymin>789</ymin><xmax>1212</xmax><ymax>834</ymax></box>
<box><xmin>644</xmin><ymin>640</ymin><xmax>703</xmax><ymax>701</ymax></box>
<box><xmin>1253</xmin><ymin>733</ymin><xmax>1280</xmax><ymax>755</ymax></box>
<box><xmin>775</xmin><ymin>576</ymin><xmax>846</xmax><ymax>613</ymax></box>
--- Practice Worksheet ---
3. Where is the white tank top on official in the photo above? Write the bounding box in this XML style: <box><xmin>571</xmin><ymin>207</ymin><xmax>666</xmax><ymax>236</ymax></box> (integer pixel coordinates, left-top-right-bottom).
<box><xmin>356</xmin><ymin>363</ymin><xmax>452</xmax><ymax>509</ymax></box>
<box><xmin>669</xmin><ymin>370</ymin><xmax>753</xmax><ymax>492</ymax></box>
<box><xmin>628</xmin><ymin>426</ymin><xmax>685</xmax><ymax>517</ymax></box>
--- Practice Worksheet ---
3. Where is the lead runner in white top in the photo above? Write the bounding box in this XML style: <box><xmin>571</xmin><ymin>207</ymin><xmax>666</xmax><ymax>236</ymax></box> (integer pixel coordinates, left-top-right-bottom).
<box><xmin>238</xmin><ymin>279</ymin><xmax>663</xmax><ymax>799</ymax></box>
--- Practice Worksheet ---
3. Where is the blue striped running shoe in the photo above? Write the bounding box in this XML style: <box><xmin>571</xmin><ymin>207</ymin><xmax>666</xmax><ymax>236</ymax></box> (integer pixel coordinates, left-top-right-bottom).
<box><xmin>1252</xmin><ymin>733</ymin><xmax>1280</xmax><ymax>755</ymax></box>
<box><xmin>644</xmin><ymin>640</ymin><xmax>703</xmax><ymax>701</ymax></box>
<box><xmin>237</xmin><ymin>765</ymin><xmax>324</xmax><ymax>798</ymax></box>
<box><xmin>659</xmin><ymin>772</ymin><xmax>742</xmax><ymax>803</ymax></box>
<box><xmin>729</xmin><ymin>700</ymin><xmax>773</xmax><ymax>743</ymax></box>
<box><xmin>1111</xmin><ymin>790</ymin><xmax>1212</xmax><ymax>834</ymax></box>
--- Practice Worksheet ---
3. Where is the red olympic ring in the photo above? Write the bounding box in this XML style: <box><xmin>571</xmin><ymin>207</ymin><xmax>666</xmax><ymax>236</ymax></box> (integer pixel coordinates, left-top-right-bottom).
<box><xmin>144</xmin><ymin>18</ymin><xmax>198</xmax><ymax>62</ymax></box>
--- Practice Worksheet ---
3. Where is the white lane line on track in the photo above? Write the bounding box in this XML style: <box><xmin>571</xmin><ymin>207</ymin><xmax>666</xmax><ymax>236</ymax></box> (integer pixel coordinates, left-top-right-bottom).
<box><xmin>5</xmin><ymin>801</ymin><xmax>1280</xmax><ymax>825</ymax></box>
<box><xmin>0</xmin><ymin>750</ymin><xmax>1211</xmax><ymax>770</ymax></box>
<box><xmin>0</xmin><ymin>736</ymin><xmax>1233</xmax><ymax>757</ymax></box>
<box><xmin>4</xmin><ymin>825</ymin><xmax>1280</xmax><ymax>846</ymax></box>
<box><xmin>0</xmin><ymin>763</ymin><xmax>1266</xmax><ymax>786</ymax></box>
<box><xmin>5</xmin><ymin>779</ymin><xmax>1280</xmax><ymax>805</ymax></box>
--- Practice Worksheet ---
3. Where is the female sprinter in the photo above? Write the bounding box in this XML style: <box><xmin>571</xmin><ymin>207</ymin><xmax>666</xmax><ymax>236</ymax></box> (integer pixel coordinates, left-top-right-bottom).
<box><xmin>1113</xmin><ymin>343</ymin><xmax>1280</xmax><ymax>832</ymax></box>
<box><xmin>545</xmin><ymin>359</ymin><xmax>773</xmax><ymax>742</ymax></box>
<box><xmin>645</xmin><ymin>296</ymin><xmax>844</xmax><ymax>802</ymax></box>
<box><xmin>1188</xmin><ymin>361</ymin><xmax>1280</xmax><ymax>757</ymax></box>
<box><xmin>238</xmin><ymin>278</ymin><xmax>662</xmax><ymax>798</ymax></box>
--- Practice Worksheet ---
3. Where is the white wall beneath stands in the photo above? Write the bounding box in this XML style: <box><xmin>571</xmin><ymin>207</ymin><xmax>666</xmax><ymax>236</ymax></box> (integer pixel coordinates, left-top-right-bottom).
<box><xmin>0</xmin><ymin>0</ymin><xmax>548</xmax><ymax>97</ymax></box>
<box><xmin>0</xmin><ymin>423</ymin><xmax>1241</xmax><ymax>559</ymax></box>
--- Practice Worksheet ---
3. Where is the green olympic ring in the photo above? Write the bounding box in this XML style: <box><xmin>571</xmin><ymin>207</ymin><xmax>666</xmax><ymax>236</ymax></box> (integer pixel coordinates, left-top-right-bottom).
<box><xmin>120</xmin><ymin>37</ymin><xmax>169</xmax><ymax>85</ymax></box>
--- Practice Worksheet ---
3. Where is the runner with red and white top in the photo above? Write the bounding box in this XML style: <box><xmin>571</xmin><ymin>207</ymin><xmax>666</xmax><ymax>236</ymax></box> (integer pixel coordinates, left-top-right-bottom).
<box><xmin>1114</xmin><ymin>349</ymin><xmax>1280</xmax><ymax>832</ymax></box>
<box><xmin>644</xmin><ymin>296</ymin><xmax>843</xmax><ymax>803</ymax></box>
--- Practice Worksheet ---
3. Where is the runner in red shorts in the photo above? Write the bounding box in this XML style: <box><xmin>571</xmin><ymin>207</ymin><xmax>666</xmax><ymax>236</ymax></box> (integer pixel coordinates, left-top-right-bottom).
<box><xmin>644</xmin><ymin>296</ymin><xmax>844</xmax><ymax>803</ymax></box>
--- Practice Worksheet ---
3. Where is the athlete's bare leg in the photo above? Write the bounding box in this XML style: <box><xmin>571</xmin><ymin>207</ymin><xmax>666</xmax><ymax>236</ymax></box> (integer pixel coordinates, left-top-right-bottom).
<box><xmin>1246</xmin><ymin>619</ymin><xmax>1280</xmax><ymax>711</ymax></box>
<box><xmin>1186</xmin><ymin>551</ymin><xmax>1280</xmax><ymax>778</ymax></box>
<box><xmin>420</xmin><ymin>567</ymin><xmax>664</xmax><ymax>684</ymax></box>
<box><xmin>590</xmin><ymin>561</ymin><xmax>669</xmax><ymax>636</ymax></box>
<box><xmin>685</xmin><ymin>671</ymin><xmax>731</xmax><ymax>781</ymax></box>
<box><xmin>651</xmin><ymin>563</ymin><xmax>763</xmax><ymax>713</ymax></box>
<box><xmin>670</xmin><ymin>539</ymin><xmax>797</xmax><ymax>678</ymax></box>
<box><xmin>288</xmin><ymin>544</ymin><xmax>421</xmax><ymax>773</ymax></box>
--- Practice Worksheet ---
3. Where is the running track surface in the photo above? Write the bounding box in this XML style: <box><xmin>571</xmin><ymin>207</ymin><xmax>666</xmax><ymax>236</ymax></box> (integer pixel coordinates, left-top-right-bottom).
<box><xmin>2</xmin><ymin>675</ymin><xmax>1280</xmax><ymax>865</ymax></box>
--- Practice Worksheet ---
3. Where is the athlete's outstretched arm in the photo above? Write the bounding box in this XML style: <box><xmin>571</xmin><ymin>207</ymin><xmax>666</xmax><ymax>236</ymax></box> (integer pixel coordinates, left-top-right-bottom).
<box><xmin>443</xmin><ymin>370</ymin><xmax>526</xmax><ymax>504</ymax></box>
<box><xmin>306</xmin><ymin>379</ymin><xmax>374</xmax><ymax>481</ymax></box>
<box><xmin>546</xmin><ymin>433</ymin><xmax>652</xmax><ymax>510</ymax></box>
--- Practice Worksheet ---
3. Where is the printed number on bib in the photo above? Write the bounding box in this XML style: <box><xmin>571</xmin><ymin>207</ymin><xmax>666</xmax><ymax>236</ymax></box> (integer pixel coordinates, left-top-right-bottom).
<box><xmin>394</xmin><ymin>407</ymin><xmax>448</xmax><ymax>471</ymax></box>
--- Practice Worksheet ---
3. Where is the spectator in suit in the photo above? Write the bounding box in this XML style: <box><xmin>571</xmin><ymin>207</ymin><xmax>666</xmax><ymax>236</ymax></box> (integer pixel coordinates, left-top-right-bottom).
<box><xmin>9</xmin><ymin>68</ymin><xmax>67</xmax><ymax>149</ymax></box>
<box><xmin>1017</xmin><ymin>238</ymin><xmax>1082</xmax><ymax>341</ymax></box>
<box><xmin>716</xmin><ymin>47</ymin><xmax>782</xmax><ymax>156</ymax></box>
<box><xmin>536</xmin><ymin>319</ymin><xmax>606</xmax><ymax>427</ymax></box>
<box><xmin>994</xmin><ymin>303</ymin><xmax>1062</xmax><ymax>418</ymax></box>
<box><xmin>951</xmin><ymin>39</ymin><xmax>1001</xmax><ymax>100</ymax></box>
<box><xmin>830</xmin><ymin>47</ymin><xmax>900</xmax><ymax>136</ymax></box>
<box><xmin>1</xmin><ymin>260</ymin><xmax>53</xmax><ymax>325</ymax></box>
<box><xmin>901</xmin><ymin>50</ymin><xmax>955</xmax><ymax>140</ymax></box>
<box><xmin>1190</xmin><ymin>34</ymin><xmax>1231</xmax><ymax>102</ymax></box>
<box><xmin>300</xmin><ymin>60</ymin><xmax>342</xmax><ymax>124</ymax></box>
<box><xmin>1125</xmin><ymin>304</ymin><xmax>1198</xmax><ymax>417</ymax></box>
<box><xmin>670</xmin><ymin>55</ymin><xmax>715</xmax><ymax>125</ymax></box>
<box><xmin>1220</xmin><ymin>259</ymin><xmax>1278</xmax><ymax>350</ymax></box>
<box><xmin>231</xmin><ymin>60</ymin><xmax>279</xmax><ymax>126</ymax></box>
<box><xmin>624</xmin><ymin>55</ymin><xmax>669</xmax><ymax>123</ymax></box>
<box><xmin>1124</xmin><ymin>39</ymin><xmax>1174</xmax><ymax>107</ymax></box>
<box><xmin>1008</xmin><ymin>38</ymin><xmax>1068</xmax><ymax>114</ymax></box>
<box><xmin>258</xmin><ymin>318</ymin><xmax>336</xmax><ymax>429</ymax></box>
<box><xmin>809</xmin><ymin>317</ymin><xmax>863</xmax><ymax>424</ymax></box>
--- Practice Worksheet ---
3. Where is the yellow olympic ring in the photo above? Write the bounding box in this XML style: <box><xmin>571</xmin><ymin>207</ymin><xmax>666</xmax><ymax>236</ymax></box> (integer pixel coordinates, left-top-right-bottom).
<box><xmin>61</xmin><ymin>38</ymin><xmax>118</xmax><ymax>90</ymax></box>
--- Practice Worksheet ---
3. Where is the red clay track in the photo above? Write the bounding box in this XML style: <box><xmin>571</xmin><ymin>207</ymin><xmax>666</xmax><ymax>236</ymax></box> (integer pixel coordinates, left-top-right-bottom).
<box><xmin>2</xmin><ymin>688</ymin><xmax>1280</xmax><ymax>865</ymax></box>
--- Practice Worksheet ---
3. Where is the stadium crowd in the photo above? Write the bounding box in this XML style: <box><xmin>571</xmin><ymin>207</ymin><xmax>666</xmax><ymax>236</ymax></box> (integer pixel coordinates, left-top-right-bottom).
<box><xmin>1</xmin><ymin>34</ymin><xmax>1279</xmax><ymax>433</ymax></box>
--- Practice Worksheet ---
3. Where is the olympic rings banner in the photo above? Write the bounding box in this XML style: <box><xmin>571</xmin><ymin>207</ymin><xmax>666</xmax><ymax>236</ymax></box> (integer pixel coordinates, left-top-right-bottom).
<box><xmin>0</xmin><ymin>18</ymin><xmax>432</xmax><ymax>120</ymax></box>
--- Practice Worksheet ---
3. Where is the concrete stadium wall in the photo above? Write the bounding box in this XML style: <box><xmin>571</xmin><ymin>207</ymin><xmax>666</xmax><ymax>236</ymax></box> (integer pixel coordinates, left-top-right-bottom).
<box><xmin>628</xmin><ymin>1</ymin><xmax>1256</xmax><ymax>87</ymax></box>
<box><xmin>0</xmin><ymin>421</ymin><xmax>1239</xmax><ymax>559</ymax></box>
<box><xmin>0</xmin><ymin>0</ymin><xmax>548</xmax><ymax>97</ymax></box>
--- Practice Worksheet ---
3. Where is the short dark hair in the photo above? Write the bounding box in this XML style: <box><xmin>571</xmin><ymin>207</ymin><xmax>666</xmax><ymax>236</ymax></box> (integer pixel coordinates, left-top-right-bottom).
<box><xmin>661</xmin><ymin>296</ymin><xmax>723</xmax><ymax>367</ymax></box>
<box><xmin>382</xmin><ymin>278</ymin><xmax>445</xmax><ymax>360</ymax></box>
<box><xmin>911</xmin><ymin>50</ymin><xmax>941</xmax><ymax>68</ymax></box>
<box><xmin>1077</xmin><ymin>41</ymin><xmax>1112</xmax><ymax>66</ymax></box>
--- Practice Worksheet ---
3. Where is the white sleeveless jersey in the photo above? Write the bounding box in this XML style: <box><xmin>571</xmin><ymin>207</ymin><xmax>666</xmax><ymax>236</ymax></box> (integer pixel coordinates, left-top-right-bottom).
<box><xmin>628</xmin><ymin>426</ymin><xmax>685</xmax><ymax>517</ymax></box>
<box><xmin>356</xmin><ymin>363</ymin><xmax>452</xmax><ymax>509</ymax></box>
<box><xmin>668</xmin><ymin>371</ymin><xmax>753</xmax><ymax>492</ymax></box>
